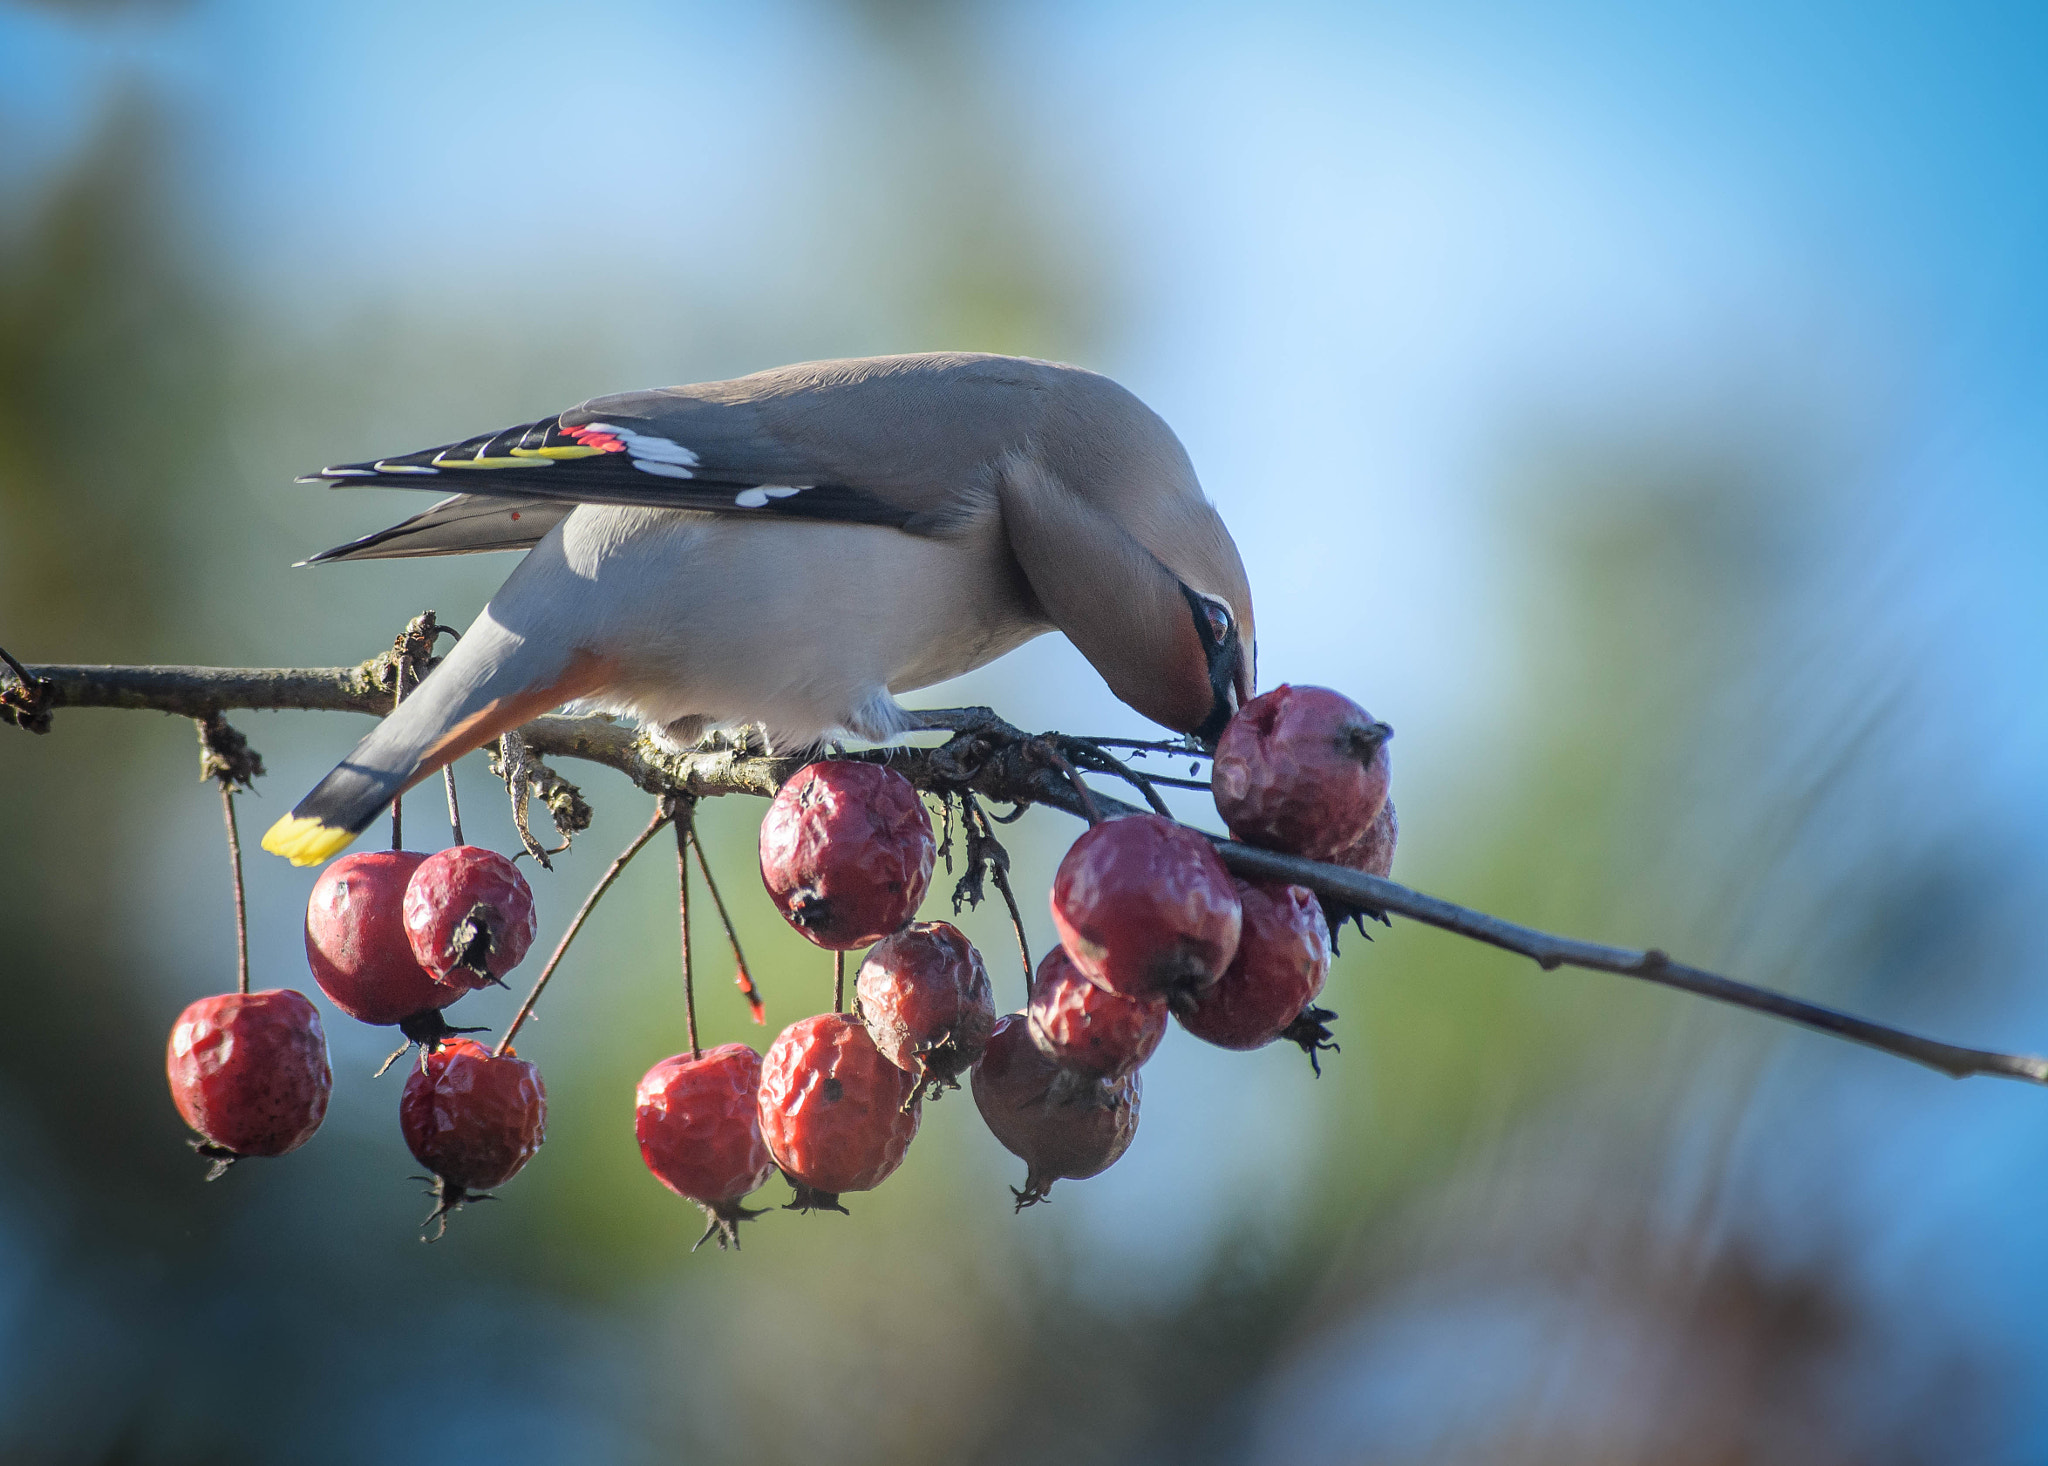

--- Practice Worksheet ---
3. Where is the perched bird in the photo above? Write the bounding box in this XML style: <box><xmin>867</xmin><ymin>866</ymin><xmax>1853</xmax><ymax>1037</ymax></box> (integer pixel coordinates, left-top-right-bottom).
<box><xmin>261</xmin><ymin>353</ymin><xmax>1254</xmax><ymax>866</ymax></box>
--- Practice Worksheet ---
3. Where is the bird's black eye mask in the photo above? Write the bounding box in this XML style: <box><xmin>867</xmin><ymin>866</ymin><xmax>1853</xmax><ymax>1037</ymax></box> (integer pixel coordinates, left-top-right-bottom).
<box><xmin>1181</xmin><ymin>583</ymin><xmax>1243</xmax><ymax>749</ymax></box>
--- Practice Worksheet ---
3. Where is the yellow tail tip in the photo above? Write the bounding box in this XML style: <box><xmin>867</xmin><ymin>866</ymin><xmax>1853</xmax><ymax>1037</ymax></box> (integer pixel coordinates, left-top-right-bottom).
<box><xmin>261</xmin><ymin>812</ymin><xmax>358</xmax><ymax>867</ymax></box>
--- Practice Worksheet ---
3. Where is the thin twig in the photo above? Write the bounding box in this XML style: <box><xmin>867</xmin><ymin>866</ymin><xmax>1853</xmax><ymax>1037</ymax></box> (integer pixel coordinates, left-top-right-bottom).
<box><xmin>676</xmin><ymin>812</ymin><xmax>700</xmax><ymax>1060</ymax></box>
<box><xmin>497</xmin><ymin>808</ymin><xmax>670</xmax><ymax>1055</ymax></box>
<box><xmin>687</xmin><ymin>809</ymin><xmax>764</xmax><ymax>1024</ymax></box>
<box><xmin>1213</xmin><ymin>841</ymin><xmax>2048</xmax><ymax>1086</ymax></box>
<box><xmin>834</xmin><ymin>950</ymin><xmax>846</xmax><ymax>1014</ymax></box>
<box><xmin>1056</xmin><ymin>736</ymin><xmax>1173</xmax><ymax>816</ymax></box>
<box><xmin>389</xmin><ymin>662</ymin><xmax>406</xmax><ymax>851</ymax></box>
<box><xmin>20</xmin><ymin>659</ymin><xmax>2048</xmax><ymax>1090</ymax></box>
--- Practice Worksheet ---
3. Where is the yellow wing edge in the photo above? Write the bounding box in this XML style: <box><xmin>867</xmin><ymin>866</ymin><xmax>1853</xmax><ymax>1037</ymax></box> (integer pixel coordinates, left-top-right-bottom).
<box><xmin>261</xmin><ymin>812</ymin><xmax>358</xmax><ymax>867</ymax></box>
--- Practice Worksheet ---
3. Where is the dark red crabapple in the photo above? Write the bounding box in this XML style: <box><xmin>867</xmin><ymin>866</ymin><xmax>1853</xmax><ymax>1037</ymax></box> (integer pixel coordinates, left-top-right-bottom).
<box><xmin>1050</xmin><ymin>813</ymin><xmax>1242</xmax><ymax>1003</ymax></box>
<box><xmin>1026</xmin><ymin>946</ymin><xmax>1166</xmax><ymax>1081</ymax></box>
<box><xmin>305</xmin><ymin>851</ymin><xmax>463</xmax><ymax>1038</ymax></box>
<box><xmin>1210</xmin><ymin>684</ymin><xmax>1391</xmax><ymax>861</ymax></box>
<box><xmin>402</xmin><ymin>844</ymin><xmax>537</xmax><ymax>992</ymax></box>
<box><xmin>856</xmin><ymin>920</ymin><xmax>996</xmax><ymax>1098</ymax></box>
<box><xmin>166</xmin><ymin>989</ymin><xmax>332</xmax><ymax>1178</ymax></box>
<box><xmin>758</xmin><ymin>761</ymin><xmax>935</xmax><ymax>949</ymax></box>
<box><xmin>1177</xmin><ymin>880</ymin><xmax>1332</xmax><ymax>1059</ymax></box>
<box><xmin>1342</xmin><ymin>797</ymin><xmax>1398</xmax><ymax>879</ymax></box>
<box><xmin>973</xmin><ymin>1014</ymin><xmax>1140</xmax><ymax>1210</ymax></box>
<box><xmin>757</xmin><ymin>1012</ymin><xmax>919</xmax><ymax>1213</ymax></box>
<box><xmin>400</xmin><ymin>1038</ymin><xmax>546</xmax><ymax>1237</ymax></box>
<box><xmin>636</xmin><ymin>1044</ymin><xmax>777</xmax><ymax>1250</ymax></box>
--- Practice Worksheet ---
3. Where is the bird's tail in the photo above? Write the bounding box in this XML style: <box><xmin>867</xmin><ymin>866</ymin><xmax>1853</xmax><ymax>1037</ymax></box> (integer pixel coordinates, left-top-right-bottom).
<box><xmin>261</xmin><ymin>615</ymin><xmax>609</xmax><ymax>867</ymax></box>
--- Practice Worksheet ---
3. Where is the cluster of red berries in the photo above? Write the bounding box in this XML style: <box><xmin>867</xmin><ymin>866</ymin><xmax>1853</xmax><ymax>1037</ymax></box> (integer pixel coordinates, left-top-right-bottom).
<box><xmin>164</xmin><ymin>683</ymin><xmax>1394</xmax><ymax>1241</ymax></box>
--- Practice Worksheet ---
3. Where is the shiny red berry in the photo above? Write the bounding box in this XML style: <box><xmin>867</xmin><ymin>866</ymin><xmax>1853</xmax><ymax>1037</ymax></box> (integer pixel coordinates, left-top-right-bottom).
<box><xmin>757</xmin><ymin>1012</ymin><xmax>919</xmax><ymax>1212</ymax></box>
<box><xmin>1027</xmin><ymin>946</ymin><xmax>1166</xmax><ymax>1080</ymax></box>
<box><xmin>856</xmin><ymin>920</ymin><xmax>996</xmax><ymax>1098</ymax></box>
<box><xmin>400</xmin><ymin>1038</ymin><xmax>546</xmax><ymax>1237</ymax></box>
<box><xmin>166</xmin><ymin>989</ymin><xmax>332</xmax><ymax>1178</ymax></box>
<box><xmin>635</xmin><ymin>1044</ymin><xmax>776</xmax><ymax>1250</ymax></box>
<box><xmin>1178</xmin><ymin>880</ymin><xmax>1332</xmax><ymax>1054</ymax></box>
<box><xmin>402</xmin><ymin>844</ymin><xmax>538</xmax><ymax>992</ymax></box>
<box><xmin>1210</xmin><ymin>684</ymin><xmax>1391</xmax><ymax>861</ymax></box>
<box><xmin>1050</xmin><ymin>813</ymin><xmax>1242</xmax><ymax>1002</ymax></box>
<box><xmin>973</xmin><ymin>1014</ymin><xmax>1140</xmax><ymax>1210</ymax></box>
<box><xmin>758</xmin><ymin>761</ymin><xmax>935</xmax><ymax>949</ymax></box>
<box><xmin>305</xmin><ymin>851</ymin><xmax>462</xmax><ymax>1032</ymax></box>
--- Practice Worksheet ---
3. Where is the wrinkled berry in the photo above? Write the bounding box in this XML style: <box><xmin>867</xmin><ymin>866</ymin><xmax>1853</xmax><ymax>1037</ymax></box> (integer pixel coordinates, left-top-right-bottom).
<box><xmin>757</xmin><ymin>1012</ymin><xmax>919</xmax><ymax>1213</ymax></box>
<box><xmin>1050</xmin><ymin>813</ymin><xmax>1242</xmax><ymax>1002</ymax></box>
<box><xmin>1027</xmin><ymin>946</ymin><xmax>1166</xmax><ymax>1080</ymax></box>
<box><xmin>402</xmin><ymin>845</ymin><xmax>538</xmax><ymax>992</ymax></box>
<box><xmin>400</xmin><ymin>1038</ymin><xmax>546</xmax><ymax>1237</ymax></box>
<box><xmin>856</xmin><ymin>921</ymin><xmax>996</xmax><ymax>1098</ymax></box>
<box><xmin>1211</xmin><ymin>685</ymin><xmax>1391</xmax><ymax>861</ymax></box>
<box><xmin>305</xmin><ymin>851</ymin><xmax>462</xmax><ymax>1033</ymax></box>
<box><xmin>1341</xmin><ymin>797</ymin><xmax>1398</xmax><ymax>878</ymax></box>
<box><xmin>1178</xmin><ymin>880</ymin><xmax>1332</xmax><ymax>1052</ymax></box>
<box><xmin>166</xmin><ymin>989</ymin><xmax>331</xmax><ymax>1178</ymax></box>
<box><xmin>973</xmin><ymin>1014</ymin><xmax>1140</xmax><ymax>1209</ymax></box>
<box><xmin>636</xmin><ymin>1044</ymin><xmax>776</xmax><ymax>1250</ymax></box>
<box><xmin>759</xmin><ymin>761</ymin><xmax>936</xmax><ymax>949</ymax></box>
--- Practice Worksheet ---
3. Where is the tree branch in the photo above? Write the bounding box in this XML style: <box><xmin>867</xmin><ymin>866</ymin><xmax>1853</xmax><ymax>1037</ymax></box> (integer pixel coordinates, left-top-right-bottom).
<box><xmin>12</xmin><ymin>658</ymin><xmax>2048</xmax><ymax>1089</ymax></box>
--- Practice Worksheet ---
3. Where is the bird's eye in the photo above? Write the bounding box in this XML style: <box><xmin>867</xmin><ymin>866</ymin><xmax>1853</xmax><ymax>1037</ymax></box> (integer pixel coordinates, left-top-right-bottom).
<box><xmin>1200</xmin><ymin>598</ymin><xmax>1232</xmax><ymax>645</ymax></box>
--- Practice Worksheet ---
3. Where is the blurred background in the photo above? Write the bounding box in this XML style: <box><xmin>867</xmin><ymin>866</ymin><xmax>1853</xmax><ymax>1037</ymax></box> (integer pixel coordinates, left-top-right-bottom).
<box><xmin>3</xmin><ymin>0</ymin><xmax>2047</xmax><ymax>1460</ymax></box>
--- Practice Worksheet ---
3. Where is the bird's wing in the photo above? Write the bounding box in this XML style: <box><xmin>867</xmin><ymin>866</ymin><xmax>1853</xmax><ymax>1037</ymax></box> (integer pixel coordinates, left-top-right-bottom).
<box><xmin>298</xmin><ymin>355</ymin><xmax>1061</xmax><ymax>563</ymax></box>
<box><xmin>299</xmin><ymin>494</ymin><xmax>574</xmax><ymax>564</ymax></box>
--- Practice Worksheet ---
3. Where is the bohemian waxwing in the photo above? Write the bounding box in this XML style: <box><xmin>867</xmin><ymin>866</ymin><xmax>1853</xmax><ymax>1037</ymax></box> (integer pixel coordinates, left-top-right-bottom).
<box><xmin>261</xmin><ymin>352</ymin><xmax>1254</xmax><ymax>866</ymax></box>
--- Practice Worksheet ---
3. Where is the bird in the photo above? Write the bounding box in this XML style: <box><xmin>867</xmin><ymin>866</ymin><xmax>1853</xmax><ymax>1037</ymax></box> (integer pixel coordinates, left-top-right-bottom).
<box><xmin>260</xmin><ymin>352</ymin><xmax>1255</xmax><ymax>866</ymax></box>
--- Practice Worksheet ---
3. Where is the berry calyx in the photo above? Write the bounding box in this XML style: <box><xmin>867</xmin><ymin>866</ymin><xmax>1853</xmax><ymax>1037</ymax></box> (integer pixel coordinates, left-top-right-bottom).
<box><xmin>856</xmin><ymin>920</ymin><xmax>996</xmax><ymax>1101</ymax></box>
<box><xmin>1177</xmin><ymin>880</ymin><xmax>1332</xmax><ymax>1058</ymax></box>
<box><xmin>1050</xmin><ymin>813</ymin><xmax>1242</xmax><ymax>1002</ymax></box>
<box><xmin>972</xmin><ymin>1014</ymin><xmax>1140</xmax><ymax>1210</ymax></box>
<box><xmin>1210</xmin><ymin>684</ymin><xmax>1391</xmax><ymax>862</ymax></box>
<box><xmin>635</xmin><ymin>1044</ymin><xmax>777</xmax><ymax>1250</ymax></box>
<box><xmin>166</xmin><ymin>989</ymin><xmax>332</xmax><ymax>1179</ymax></box>
<box><xmin>305</xmin><ymin>851</ymin><xmax>462</xmax><ymax>1029</ymax></box>
<box><xmin>1026</xmin><ymin>946</ymin><xmax>1166</xmax><ymax>1082</ymax></box>
<box><xmin>757</xmin><ymin>1012</ymin><xmax>919</xmax><ymax>1213</ymax></box>
<box><xmin>758</xmin><ymin>761</ymin><xmax>935</xmax><ymax>949</ymax></box>
<box><xmin>399</xmin><ymin>1038</ymin><xmax>546</xmax><ymax>1239</ymax></box>
<box><xmin>402</xmin><ymin>844</ymin><xmax>538</xmax><ymax>991</ymax></box>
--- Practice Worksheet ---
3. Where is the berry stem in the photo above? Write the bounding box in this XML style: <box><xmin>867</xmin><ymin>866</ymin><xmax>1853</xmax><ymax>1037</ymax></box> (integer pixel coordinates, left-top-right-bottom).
<box><xmin>218</xmin><ymin>780</ymin><xmax>249</xmax><ymax>996</ymax></box>
<box><xmin>389</xmin><ymin>661</ymin><xmax>406</xmax><ymax>851</ymax></box>
<box><xmin>443</xmin><ymin>764</ymin><xmax>464</xmax><ymax>847</ymax></box>
<box><xmin>833</xmin><ymin>949</ymin><xmax>846</xmax><ymax>1013</ymax></box>
<box><xmin>962</xmin><ymin>792</ymin><xmax>1032</xmax><ymax>1001</ymax></box>
<box><xmin>675</xmin><ymin>811</ymin><xmax>700</xmax><ymax>1061</ymax></box>
<box><xmin>687</xmin><ymin>813</ymin><xmax>764</xmax><ymax>1024</ymax></box>
<box><xmin>496</xmin><ymin>805</ymin><xmax>670</xmax><ymax>1056</ymax></box>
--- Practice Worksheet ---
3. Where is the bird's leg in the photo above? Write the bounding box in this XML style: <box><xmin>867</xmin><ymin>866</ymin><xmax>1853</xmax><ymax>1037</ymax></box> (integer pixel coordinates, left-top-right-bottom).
<box><xmin>898</xmin><ymin>706</ymin><xmax>1023</xmax><ymax>739</ymax></box>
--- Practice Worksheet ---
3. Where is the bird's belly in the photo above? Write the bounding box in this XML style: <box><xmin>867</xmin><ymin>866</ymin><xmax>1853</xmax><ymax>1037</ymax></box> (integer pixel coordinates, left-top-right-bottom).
<box><xmin>516</xmin><ymin>506</ymin><xmax>1041</xmax><ymax>744</ymax></box>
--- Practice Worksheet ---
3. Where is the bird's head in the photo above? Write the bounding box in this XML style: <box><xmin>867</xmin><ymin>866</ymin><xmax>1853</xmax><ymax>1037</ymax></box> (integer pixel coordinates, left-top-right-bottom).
<box><xmin>999</xmin><ymin>448</ymin><xmax>1255</xmax><ymax>749</ymax></box>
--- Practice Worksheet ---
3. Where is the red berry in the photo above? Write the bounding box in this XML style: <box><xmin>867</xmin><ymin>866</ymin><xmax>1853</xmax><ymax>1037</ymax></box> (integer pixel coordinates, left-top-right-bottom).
<box><xmin>1341</xmin><ymin>797</ymin><xmax>1398</xmax><ymax>878</ymax></box>
<box><xmin>1177</xmin><ymin>880</ymin><xmax>1331</xmax><ymax>1051</ymax></box>
<box><xmin>1050</xmin><ymin>813</ymin><xmax>1242</xmax><ymax>1002</ymax></box>
<box><xmin>757</xmin><ymin>1012</ymin><xmax>919</xmax><ymax>1212</ymax></box>
<box><xmin>305</xmin><ymin>851</ymin><xmax>462</xmax><ymax>1030</ymax></box>
<box><xmin>972</xmin><ymin>1014</ymin><xmax>1140</xmax><ymax>1210</ymax></box>
<box><xmin>400</xmin><ymin>1038</ymin><xmax>546</xmax><ymax>1237</ymax></box>
<box><xmin>636</xmin><ymin>1044</ymin><xmax>776</xmax><ymax>1250</ymax></box>
<box><xmin>402</xmin><ymin>844</ymin><xmax>537</xmax><ymax>991</ymax></box>
<box><xmin>758</xmin><ymin>761</ymin><xmax>935</xmax><ymax>949</ymax></box>
<box><xmin>856</xmin><ymin>921</ymin><xmax>996</xmax><ymax>1097</ymax></box>
<box><xmin>166</xmin><ymin>989</ymin><xmax>331</xmax><ymax>1177</ymax></box>
<box><xmin>1210</xmin><ymin>685</ymin><xmax>1391</xmax><ymax>861</ymax></box>
<box><xmin>1027</xmin><ymin>946</ymin><xmax>1166</xmax><ymax>1080</ymax></box>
